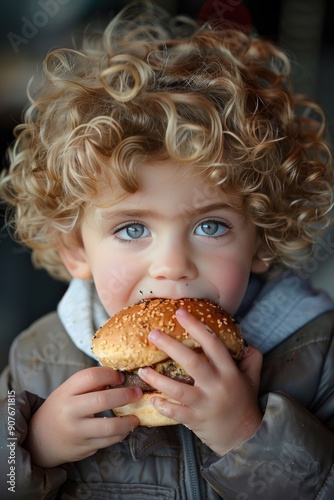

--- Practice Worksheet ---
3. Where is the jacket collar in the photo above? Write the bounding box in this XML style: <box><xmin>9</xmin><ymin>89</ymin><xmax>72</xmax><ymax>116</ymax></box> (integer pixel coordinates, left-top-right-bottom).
<box><xmin>238</xmin><ymin>270</ymin><xmax>334</xmax><ymax>353</ymax></box>
<box><xmin>58</xmin><ymin>279</ymin><xmax>108</xmax><ymax>361</ymax></box>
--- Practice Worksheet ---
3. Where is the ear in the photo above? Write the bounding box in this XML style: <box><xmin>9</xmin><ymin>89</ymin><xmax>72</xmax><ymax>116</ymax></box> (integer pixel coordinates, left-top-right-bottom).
<box><xmin>58</xmin><ymin>235</ymin><xmax>92</xmax><ymax>280</ymax></box>
<box><xmin>251</xmin><ymin>242</ymin><xmax>273</xmax><ymax>274</ymax></box>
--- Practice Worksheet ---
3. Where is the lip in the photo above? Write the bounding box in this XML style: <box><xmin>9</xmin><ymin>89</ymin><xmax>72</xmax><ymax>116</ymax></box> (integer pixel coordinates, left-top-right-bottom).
<box><xmin>137</xmin><ymin>294</ymin><xmax>215</xmax><ymax>304</ymax></box>
<box><xmin>136</xmin><ymin>287</ymin><xmax>219</xmax><ymax>306</ymax></box>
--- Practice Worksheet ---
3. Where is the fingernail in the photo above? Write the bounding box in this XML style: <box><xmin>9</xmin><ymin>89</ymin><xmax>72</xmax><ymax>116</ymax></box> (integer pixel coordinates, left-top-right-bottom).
<box><xmin>148</xmin><ymin>329</ymin><xmax>161</xmax><ymax>341</ymax></box>
<box><xmin>134</xmin><ymin>387</ymin><xmax>142</xmax><ymax>399</ymax></box>
<box><xmin>119</xmin><ymin>371</ymin><xmax>125</xmax><ymax>383</ymax></box>
<box><xmin>242</xmin><ymin>346</ymin><xmax>250</xmax><ymax>356</ymax></box>
<box><xmin>138</xmin><ymin>367</ymin><xmax>149</xmax><ymax>377</ymax></box>
<box><xmin>176</xmin><ymin>308</ymin><xmax>187</xmax><ymax>318</ymax></box>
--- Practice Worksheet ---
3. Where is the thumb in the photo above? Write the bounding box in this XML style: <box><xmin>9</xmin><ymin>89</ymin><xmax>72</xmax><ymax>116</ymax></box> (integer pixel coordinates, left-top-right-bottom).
<box><xmin>238</xmin><ymin>344</ymin><xmax>263</xmax><ymax>393</ymax></box>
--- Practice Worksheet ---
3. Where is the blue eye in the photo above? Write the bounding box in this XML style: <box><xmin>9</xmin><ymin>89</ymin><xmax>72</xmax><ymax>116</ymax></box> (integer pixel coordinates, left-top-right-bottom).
<box><xmin>115</xmin><ymin>223</ymin><xmax>150</xmax><ymax>240</ymax></box>
<box><xmin>194</xmin><ymin>220</ymin><xmax>229</xmax><ymax>237</ymax></box>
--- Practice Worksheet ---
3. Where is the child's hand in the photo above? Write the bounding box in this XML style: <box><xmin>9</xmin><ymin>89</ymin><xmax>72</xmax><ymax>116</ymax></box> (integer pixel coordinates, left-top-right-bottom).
<box><xmin>24</xmin><ymin>367</ymin><xmax>142</xmax><ymax>467</ymax></box>
<box><xmin>138</xmin><ymin>308</ymin><xmax>263</xmax><ymax>456</ymax></box>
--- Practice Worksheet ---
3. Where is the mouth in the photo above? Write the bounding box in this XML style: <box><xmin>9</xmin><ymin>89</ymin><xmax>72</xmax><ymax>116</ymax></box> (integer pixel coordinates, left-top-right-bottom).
<box><xmin>136</xmin><ymin>295</ymin><xmax>218</xmax><ymax>308</ymax></box>
<box><xmin>136</xmin><ymin>288</ymin><xmax>220</xmax><ymax>306</ymax></box>
<box><xmin>137</xmin><ymin>284</ymin><xmax>196</xmax><ymax>302</ymax></box>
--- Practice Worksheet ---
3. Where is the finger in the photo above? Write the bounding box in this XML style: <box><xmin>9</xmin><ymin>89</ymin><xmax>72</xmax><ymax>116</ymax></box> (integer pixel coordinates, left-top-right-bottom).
<box><xmin>148</xmin><ymin>329</ymin><xmax>214</xmax><ymax>383</ymax></box>
<box><xmin>82</xmin><ymin>413</ymin><xmax>140</xmax><ymax>441</ymax></box>
<box><xmin>149</xmin><ymin>308</ymin><xmax>234</xmax><ymax>378</ymax></box>
<box><xmin>74</xmin><ymin>386</ymin><xmax>143</xmax><ymax>416</ymax></box>
<box><xmin>150</xmin><ymin>396</ymin><xmax>196</xmax><ymax>429</ymax></box>
<box><xmin>175</xmin><ymin>308</ymin><xmax>237</xmax><ymax>370</ymax></box>
<box><xmin>66</xmin><ymin>367</ymin><xmax>124</xmax><ymax>395</ymax></box>
<box><xmin>149</xmin><ymin>325</ymin><xmax>204</xmax><ymax>361</ymax></box>
<box><xmin>238</xmin><ymin>345</ymin><xmax>263</xmax><ymax>392</ymax></box>
<box><xmin>72</xmin><ymin>419</ymin><xmax>140</xmax><ymax>457</ymax></box>
<box><xmin>138</xmin><ymin>367</ymin><xmax>195</xmax><ymax>406</ymax></box>
<box><xmin>150</xmin><ymin>394</ymin><xmax>192</xmax><ymax>426</ymax></box>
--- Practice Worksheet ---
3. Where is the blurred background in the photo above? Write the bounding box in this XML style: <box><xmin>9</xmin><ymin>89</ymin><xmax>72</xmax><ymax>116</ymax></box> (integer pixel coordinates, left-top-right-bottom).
<box><xmin>1</xmin><ymin>0</ymin><xmax>334</xmax><ymax>370</ymax></box>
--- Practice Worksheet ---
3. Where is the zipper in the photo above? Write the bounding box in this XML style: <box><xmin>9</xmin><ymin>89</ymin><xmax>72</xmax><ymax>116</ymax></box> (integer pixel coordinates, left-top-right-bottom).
<box><xmin>179</xmin><ymin>426</ymin><xmax>229</xmax><ymax>500</ymax></box>
<box><xmin>178</xmin><ymin>425</ymin><xmax>203</xmax><ymax>500</ymax></box>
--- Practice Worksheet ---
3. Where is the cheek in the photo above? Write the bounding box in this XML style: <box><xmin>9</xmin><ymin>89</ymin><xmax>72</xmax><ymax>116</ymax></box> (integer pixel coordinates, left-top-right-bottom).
<box><xmin>91</xmin><ymin>257</ymin><xmax>140</xmax><ymax>316</ymax></box>
<box><xmin>210</xmin><ymin>258</ymin><xmax>252</xmax><ymax>314</ymax></box>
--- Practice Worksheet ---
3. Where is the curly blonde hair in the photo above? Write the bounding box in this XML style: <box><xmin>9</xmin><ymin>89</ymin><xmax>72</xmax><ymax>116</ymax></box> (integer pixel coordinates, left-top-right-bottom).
<box><xmin>1</xmin><ymin>0</ymin><xmax>333</xmax><ymax>281</ymax></box>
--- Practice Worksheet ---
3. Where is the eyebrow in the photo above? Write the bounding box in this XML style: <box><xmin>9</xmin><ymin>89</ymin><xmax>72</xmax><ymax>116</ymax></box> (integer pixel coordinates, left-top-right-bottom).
<box><xmin>97</xmin><ymin>202</ymin><xmax>241</xmax><ymax>222</ymax></box>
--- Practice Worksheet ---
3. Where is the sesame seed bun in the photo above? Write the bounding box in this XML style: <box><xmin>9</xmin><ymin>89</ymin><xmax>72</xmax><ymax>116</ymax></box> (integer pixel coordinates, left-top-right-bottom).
<box><xmin>91</xmin><ymin>298</ymin><xmax>244</xmax><ymax>426</ymax></box>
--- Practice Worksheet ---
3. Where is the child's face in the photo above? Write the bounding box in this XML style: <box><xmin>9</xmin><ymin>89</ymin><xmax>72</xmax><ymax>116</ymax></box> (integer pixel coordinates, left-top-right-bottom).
<box><xmin>62</xmin><ymin>161</ymin><xmax>267</xmax><ymax>316</ymax></box>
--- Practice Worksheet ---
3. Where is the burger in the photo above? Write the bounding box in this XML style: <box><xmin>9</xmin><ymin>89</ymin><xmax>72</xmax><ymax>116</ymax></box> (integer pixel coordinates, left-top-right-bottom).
<box><xmin>92</xmin><ymin>298</ymin><xmax>244</xmax><ymax>426</ymax></box>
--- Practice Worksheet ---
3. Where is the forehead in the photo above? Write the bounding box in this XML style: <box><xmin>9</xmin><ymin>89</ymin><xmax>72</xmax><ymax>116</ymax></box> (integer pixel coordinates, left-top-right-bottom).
<box><xmin>97</xmin><ymin>160</ymin><xmax>242</xmax><ymax>213</ymax></box>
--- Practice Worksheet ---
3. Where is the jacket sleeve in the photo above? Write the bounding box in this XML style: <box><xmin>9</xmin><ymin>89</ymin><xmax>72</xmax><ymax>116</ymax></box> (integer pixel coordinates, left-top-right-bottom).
<box><xmin>201</xmin><ymin>391</ymin><xmax>334</xmax><ymax>499</ymax></box>
<box><xmin>0</xmin><ymin>315</ymin><xmax>77</xmax><ymax>500</ymax></box>
<box><xmin>0</xmin><ymin>389</ymin><xmax>67</xmax><ymax>500</ymax></box>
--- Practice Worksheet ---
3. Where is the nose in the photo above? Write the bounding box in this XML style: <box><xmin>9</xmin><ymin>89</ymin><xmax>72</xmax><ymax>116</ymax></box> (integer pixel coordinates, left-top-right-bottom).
<box><xmin>149</xmin><ymin>240</ymin><xmax>198</xmax><ymax>281</ymax></box>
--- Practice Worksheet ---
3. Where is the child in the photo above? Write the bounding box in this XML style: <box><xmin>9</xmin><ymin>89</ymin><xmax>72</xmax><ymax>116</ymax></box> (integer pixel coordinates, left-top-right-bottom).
<box><xmin>1</xmin><ymin>1</ymin><xmax>334</xmax><ymax>498</ymax></box>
